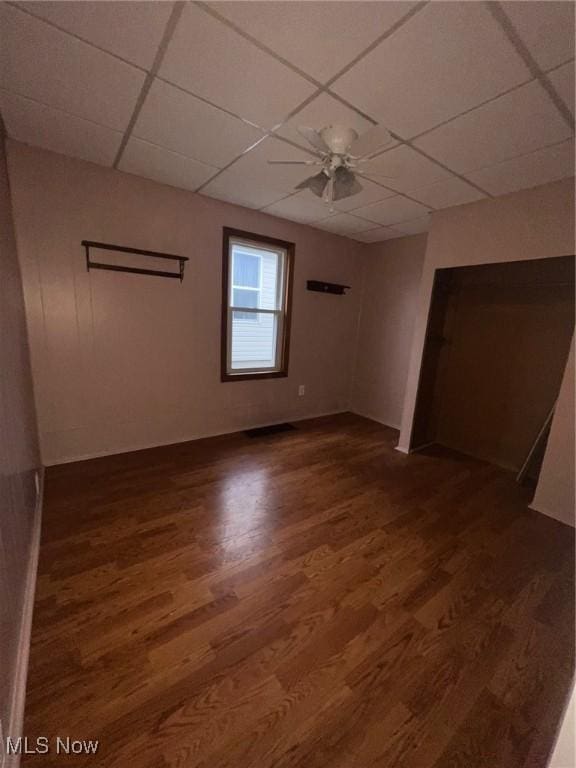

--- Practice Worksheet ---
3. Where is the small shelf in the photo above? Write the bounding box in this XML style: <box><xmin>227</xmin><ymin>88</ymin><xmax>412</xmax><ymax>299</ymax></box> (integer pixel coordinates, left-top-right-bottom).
<box><xmin>306</xmin><ymin>280</ymin><xmax>350</xmax><ymax>295</ymax></box>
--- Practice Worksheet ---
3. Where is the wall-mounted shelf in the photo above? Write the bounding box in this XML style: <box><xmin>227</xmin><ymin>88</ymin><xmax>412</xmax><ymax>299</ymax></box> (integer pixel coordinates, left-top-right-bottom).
<box><xmin>82</xmin><ymin>240</ymin><xmax>188</xmax><ymax>281</ymax></box>
<box><xmin>307</xmin><ymin>280</ymin><xmax>350</xmax><ymax>295</ymax></box>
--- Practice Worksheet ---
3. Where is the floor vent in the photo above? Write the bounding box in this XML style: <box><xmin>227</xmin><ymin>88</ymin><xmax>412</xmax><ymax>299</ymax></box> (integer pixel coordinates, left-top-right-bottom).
<box><xmin>244</xmin><ymin>423</ymin><xmax>296</xmax><ymax>438</ymax></box>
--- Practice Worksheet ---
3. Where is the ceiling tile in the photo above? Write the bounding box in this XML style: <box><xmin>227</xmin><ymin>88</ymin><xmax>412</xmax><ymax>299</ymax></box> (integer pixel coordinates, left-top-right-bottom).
<box><xmin>159</xmin><ymin>4</ymin><xmax>315</xmax><ymax>129</ymax></box>
<box><xmin>389</xmin><ymin>215</ymin><xmax>430</xmax><ymax>237</ymax></box>
<box><xmin>15</xmin><ymin>1</ymin><xmax>172</xmax><ymax>70</ymax></box>
<box><xmin>414</xmin><ymin>80</ymin><xmax>573</xmax><ymax>174</ymax></box>
<box><xmin>0</xmin><ymin>4</ymin><xmax>145</xmax><ymax>132</ymax></box>
<box><xmin>201</xmin><ymin>137</ymin><xmax>316</xmax><ymax>209</ymax></box>
<box><xmin>363</xmin><ymin>144</ymin><xmax>454</xmax><ymax>194</ymax></box>
<box><xmin>262</xmin><ymin>191</ymin><xmax>335</xmax><ymax>224</ymax></box>
<box><xmin>333</xmin><ymin>177</ymin><xmax>395</xmax><ymax>213</ymax></box>
<box><xmin>118</xmin><ymin>138</ymin><xmax>218</xmax><ymax>192</ymax></box>
<box><xmin>331</xmin><ymin>2</ymin><xmax>530</xmax><ymax>138</ymax></box>
<box><xmin>465</xmin><ymin>139</ymin><xmax>575</xmax><ymax>197</ymax></box>
<box><xmin>132</xmin><ymin>80</ymin><xmax>263</xmax><ymax>169</ymax></box>
<box><xmin>408</xmin><ymin>176</ymin><xmax>486</xmax><ymax>209</ymax></box>
<box><xmin>352</xmin><ymin>227</ymin><xmax>398</xmax><ymax>243</ymax></box>
<box><xmin>353</xmin><ymin>195</ymin><xmax>429</xmax><ymax>226</ymax></box>
<box><xmin>313</xmin><ymin>213</ymin><xmax>376</xmax><ymax>235</ymax></box>
<box><xmin>212</xmin><ymin>1</ymin><xmax>416</xmax><ymax>83</ymax></box>
<box><xmin>502</xmin><ymin>1</ymin><xmax>575</xmax><ymax>71</ymax></box>
<box><xmin>0</xmin><ymin>89</ymin><xmax>122</xmax><ymax>166</ymax></box>
<box><xmin>273</xmin><ymin>92</ymin><xmax>375</xmax><ymax>150</ymax></box>
<box><xmin>548</xmin><ymin>62</ymin><xmax>575</xmax><ymax>116</ymax></box>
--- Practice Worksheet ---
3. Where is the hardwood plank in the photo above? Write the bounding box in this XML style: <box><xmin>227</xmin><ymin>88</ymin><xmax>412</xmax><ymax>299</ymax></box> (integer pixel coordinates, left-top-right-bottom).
<box><xmin>22</xmin><ymin>414</ymin><xmax>574</xmax><ymax>768</ymax></box>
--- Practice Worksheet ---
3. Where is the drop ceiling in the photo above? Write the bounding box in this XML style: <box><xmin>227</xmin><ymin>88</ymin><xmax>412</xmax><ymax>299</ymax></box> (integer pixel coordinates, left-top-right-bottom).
<box><xmin>0</xmin><ymin>1</ymin><xmax>574</xmax><ymax>243</ymax></box>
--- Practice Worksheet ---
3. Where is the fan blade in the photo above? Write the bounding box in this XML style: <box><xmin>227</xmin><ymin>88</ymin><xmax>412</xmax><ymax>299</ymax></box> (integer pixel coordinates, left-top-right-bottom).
<box><xmin>295</xmin><ymin>172</ymin><xmax>329</xmax><ymax>198</ymax></box>
<box><xmin>332</xmin><ymin>167</ymin><xmax>363</xmax><ymax>201</ymax></box>
<box><xmin>267</xmin><ymin>160</ymin><xmax>321</xmax><ymax>165</ymax></box>
<box><xmin>348</xmin><ymin>124</ymin><xmax>393</xmax><ymax>158</ymax></box>
<box><xmin>297</xmin><ymin>127</ymin><xmax>330</xmax><ymax>154</ymax></box>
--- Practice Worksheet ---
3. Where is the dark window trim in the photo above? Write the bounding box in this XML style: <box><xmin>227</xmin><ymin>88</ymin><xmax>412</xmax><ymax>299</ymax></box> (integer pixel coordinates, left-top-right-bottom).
<box><xmin>221</xmin><ymin>227</ymin><xmax>295</xmax><ymax>382</ymax></box>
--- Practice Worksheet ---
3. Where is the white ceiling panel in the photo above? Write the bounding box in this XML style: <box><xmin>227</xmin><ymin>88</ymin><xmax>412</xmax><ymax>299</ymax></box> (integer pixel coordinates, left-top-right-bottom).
<box><xmin>548</xmin><ymin>62</ymin><xmax>575</xmax><ymax>117</ymax></box>
<box><xmin>159</xmin><ymin>4</ymin><xmax>315</xmax><ymax>130</ymax></box>
<box><xmin>313</xmin><ymin>213</ymin><xmax>376</xmax><ymax>235</ymax></box>
<box><xmin>333</xmin><ymin>177</ymin><xmax>395</xmax><ymax>213</ymax></box>
<box><xmin>202</xmin><ymin>137</ymin><xmax>316</xmax><ymax>209</ymax></box>
<box><xmin>0</xmin><ymin>89</ymin><xmax>122</xmax><ymax>166</ymax></box>
<box><xmin>352</xmin><ymin>226</ymin><xmax>397</xmax><ymax>243</ymax></box>
<box><xmin>118</xmin><ymin>138</ymin><xmax>218</xmax><ymax>192</ymax></box>
<box><xmin>364</xmin><ymin>144</ymin><xmax>454</xmax><ymax>194</ymax></box>
<box><xmin>212</xmin><ymin>1</ymin><xmax>416</xmax><ymax>84</ymax></box>
<box><xmin>502</xmin><ymin>1</ymin><xmax>575</xmax><ymax>71</ymax></box>
<box><xmin>408</xmin><ymin>176</ymin><xmax>486</xmax><ymax>209</ymax></box>
<box><xmin>0</xmin><ymin>4</ymin><xmax>145</xmax><ymax>132</ymax></box>
<box><xmin>466</xmin><ymin>139</ymin><xmax>575</xmax><ymax>197</ymax></box>
<box><xmin>414</xmin><ymin>80</ymin><xmax>573</xmax><ymax>174</ymax></box>
<box><xmin>353</xmin><ymin>195</ymin><xmax>430</xmax><ymax>226</ymax></box>
<box><xmin>262</xmin><ymin>191</ymin><xmax>336</xmax><ymax>224</ymax></box>
<box><xmin>389</xmin><ymin>215</ymin><xmax>430</xmax><ymax>237</ymax></box>
<box><xmin>331</xmin><ymin>2</ymin><xmax>530</xmax><ymax>138</ymax></box>
<box><xmin>132</xmin><ymin>80</ymin><xmax>264</xmax><ymax>169</ymax></box>
<box><xmin>0</xmin><ymin>0</ymin><xmax>572</xmax><ymax>242</ymax></box>
<box><xmin>273</xmin><ymin>92</ymin><xmax>375</xmax><ymax>150</ymax></box>
<box><xmin>15</xmin><ymin>1</ymin><xmax>172</xmax><ymax>70</ymax></box>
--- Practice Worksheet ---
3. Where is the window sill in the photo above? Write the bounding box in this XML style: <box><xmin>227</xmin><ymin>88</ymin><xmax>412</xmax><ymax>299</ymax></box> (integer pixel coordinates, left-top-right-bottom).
<box><xmin>221</xmin><ymin>370</ymin><xmax>288</xmax><ymax>382</ymax></box>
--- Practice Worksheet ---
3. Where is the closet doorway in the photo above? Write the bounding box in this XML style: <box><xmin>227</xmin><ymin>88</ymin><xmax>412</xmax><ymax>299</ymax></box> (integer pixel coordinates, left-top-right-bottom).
<box><xmin>411</xmin><ymin>255</ymin><xmax>575</xmax><ymax>484</ymax></box>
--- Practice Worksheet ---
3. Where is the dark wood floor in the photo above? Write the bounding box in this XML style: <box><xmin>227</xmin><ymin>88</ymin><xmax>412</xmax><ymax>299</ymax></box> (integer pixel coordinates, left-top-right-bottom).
<box><xmin>24</xmin><ymin>414</ymin><xmax>574</xmax><ymax>767</ymax></box>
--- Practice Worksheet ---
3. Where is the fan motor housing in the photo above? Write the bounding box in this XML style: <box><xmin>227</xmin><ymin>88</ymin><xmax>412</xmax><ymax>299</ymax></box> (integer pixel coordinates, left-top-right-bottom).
<box><xmin>319</xmin><ymin>125</ymin><xmax>359</xmax><ymax>155</ymax></box>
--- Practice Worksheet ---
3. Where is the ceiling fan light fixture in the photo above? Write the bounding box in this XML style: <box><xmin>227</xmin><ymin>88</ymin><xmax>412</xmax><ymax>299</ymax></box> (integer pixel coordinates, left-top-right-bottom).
<box><xmin>270</xmin><ymin>124</ymin><xmax>393</xmax><ymax>207</ymax></box>
<box><xmin>295</xmin><ymin>172</ymin><xmax>329</xmax><ymax>198</ymax></box>
<box><xmin>332</xmin><ymin>167</ymin><xmax>363</xmax><ymax>201</ymax></box>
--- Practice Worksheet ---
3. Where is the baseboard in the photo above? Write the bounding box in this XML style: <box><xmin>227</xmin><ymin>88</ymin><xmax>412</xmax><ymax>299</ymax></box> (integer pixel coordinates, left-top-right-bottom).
<box><xmin>44</xmin><ymin>410</ymin><xmax>349</xmax><ymax>466</ymax></box>
<box><xmin>529</xmin><ymin>501</ymin><xmax>575</xmax><ymax>529</ymax></box>
<box><xmin>547</xmin><ymin>682</ymin><xmax>575</xmax><ymax>767</ymax></box>
<box><xmin>4</xmin><ymin>469</ymin><xmax>43</xmax><ymax>768</ymax></box>
<box><xmin>348</xmin><ymin>408</ymin><xmax>400</xmax><ymax>431</ymax></box>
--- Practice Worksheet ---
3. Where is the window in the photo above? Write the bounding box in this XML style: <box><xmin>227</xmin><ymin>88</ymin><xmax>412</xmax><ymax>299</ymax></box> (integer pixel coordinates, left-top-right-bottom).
<box><xmin>222</xmin><ymin>227</ymin><xmax>294</xmax><ymax>381</ymax></box>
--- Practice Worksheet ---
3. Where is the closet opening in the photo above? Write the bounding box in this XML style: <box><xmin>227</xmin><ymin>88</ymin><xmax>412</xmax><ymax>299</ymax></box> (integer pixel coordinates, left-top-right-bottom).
<box><xmin>410</xmin><ymin>255</ymin><xmax>575</xmax><ymax>488</ymax></box>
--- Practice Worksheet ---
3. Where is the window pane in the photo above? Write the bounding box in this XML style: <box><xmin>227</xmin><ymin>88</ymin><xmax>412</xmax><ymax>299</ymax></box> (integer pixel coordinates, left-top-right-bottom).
<box><xmin>259</xmin><ymin>250</ymin><xmax>281</xmax><ymax>310</ymax></box>
<box><xmin>233</xmin><ymin>249</ymin><xmax>260</xmax><ymax>288</ymax></box>
<box><xmin>233</xmin><ymin>288</ymin><xmax>258</xmax><ymax>319</ymax></box>
<box><xmin>233</xmin><ymin>288</ymin><xmax>258</xmax><ymax>308</ymax></box>
<box><xmin>230</xmin><ymin>311</ymin><xmax>278</xmax><ymax>370</ymax></box>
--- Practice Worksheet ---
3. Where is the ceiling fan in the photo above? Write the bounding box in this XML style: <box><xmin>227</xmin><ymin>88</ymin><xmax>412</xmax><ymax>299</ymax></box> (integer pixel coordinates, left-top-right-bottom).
<box><xmin>268</xmin><ymin>124</ymin><xmax>394</xmax><ymax>209</ymax></box>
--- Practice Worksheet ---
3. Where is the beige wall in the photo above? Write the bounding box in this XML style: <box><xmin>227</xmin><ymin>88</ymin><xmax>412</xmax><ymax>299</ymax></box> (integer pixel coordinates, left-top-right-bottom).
<box><xmin>531</xmin><ymin>336</ymin><xmax>575</xmax><ymax>526</ymax></box>
<box><xmin>7</xmin><ymin>141</ymin><xmax>364</xmax><ymax>465</ymax></box>
<box><xmin>351</xmin><ymin>234</ymin><xmax>426</xmax><ymax>428</ymax></box>
<box><xmin>0</xmin><ymin>132</ymin><xmax>40</xmax><ymax>747</ymax></box>
<box><xmin>398</xmin><ymin>177</ymin><xmax>575</xmax><ymax>524</ymax></box>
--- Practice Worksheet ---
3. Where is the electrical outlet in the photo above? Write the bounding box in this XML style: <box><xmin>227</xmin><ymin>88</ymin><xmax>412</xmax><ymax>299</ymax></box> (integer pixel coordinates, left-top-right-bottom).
<box><xmin>298</xmin><ymin>385</ymin><xmax>305</xmax><ymax>397</ymax></box>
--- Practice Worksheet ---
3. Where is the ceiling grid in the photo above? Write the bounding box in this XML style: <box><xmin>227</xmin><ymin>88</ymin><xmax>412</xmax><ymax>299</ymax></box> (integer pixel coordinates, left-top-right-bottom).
<box><xmin>0</xmin><ymin>0</ymin><xmax>573</xmax><ymax>242</ymax></box>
